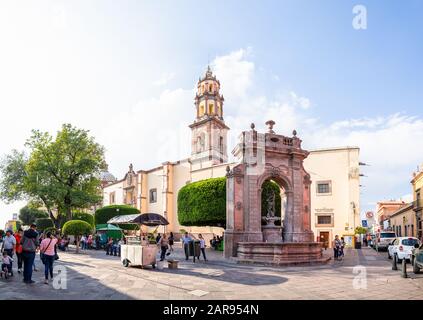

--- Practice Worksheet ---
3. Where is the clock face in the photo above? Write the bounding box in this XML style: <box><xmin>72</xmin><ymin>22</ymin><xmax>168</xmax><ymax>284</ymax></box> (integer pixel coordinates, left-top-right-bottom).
<box><xmin>366</xmin><ymin>211</ymin><xmax>374</xmax><ymax>218</ymax></box>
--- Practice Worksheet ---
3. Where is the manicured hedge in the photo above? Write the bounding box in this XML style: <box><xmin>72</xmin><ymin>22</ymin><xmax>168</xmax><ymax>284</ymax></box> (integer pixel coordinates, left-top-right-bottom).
<box><xmin>261</xmin><ymin>180</ymin><xmax>282</xmax><ymax>225</ymax></box>
<box><xmin>94</xmin><ymin>205</ymin><xmax>140</xmax><ymax>230</ymax></box>
<box><xmin>35</xmin><ymin>218</ymin><xmax>54</xmax><ymax>231</ymax></box>
<box><xmin>72</xmin><ymin>212</ymin><xmax>95</xmax><ymax>227</ymax></box>
<box><xmin>62</xmin><ymin>220</ymin><xmax>93</xmax><ymax>236</ymax></box>
<box><xmin>177</xmin><ymin>177</ymin><xmax>226</xmax><ymax>227</ymax></box>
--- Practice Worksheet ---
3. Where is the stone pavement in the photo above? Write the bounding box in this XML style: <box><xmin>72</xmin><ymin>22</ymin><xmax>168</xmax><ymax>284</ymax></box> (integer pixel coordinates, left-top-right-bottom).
<box><xmin>1</xmin><ymin>245</ymin><xmax>422</xmax><ymax>300</ymax></box>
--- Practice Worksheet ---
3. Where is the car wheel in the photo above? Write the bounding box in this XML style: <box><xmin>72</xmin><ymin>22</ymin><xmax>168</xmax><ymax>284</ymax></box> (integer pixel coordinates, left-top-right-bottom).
<box><xmin>413</xmin><ymin>259</ymin><xmax>421</xmax><ymax>274</ymax></box>
<box><xmin>396</xmin><ymin>254</ymin><xmax>402</xmax><ymax>264</ymax></box>
<box><xmin>122</xmin><ymin>259</ymin><xmax>130</xmax><ymax>267</ymax></box>
<box><xmin>152</xmin><ymin>264</ymin><xmax>156</xmax><ymax>269</ymax></box>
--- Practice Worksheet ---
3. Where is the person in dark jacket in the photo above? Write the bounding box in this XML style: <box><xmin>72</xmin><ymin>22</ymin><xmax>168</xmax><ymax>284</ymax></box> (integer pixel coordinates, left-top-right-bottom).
<box><xmin>21</xmin><ymin>224</ymin><xmax>40</xmax><ymax>284</ymax></box>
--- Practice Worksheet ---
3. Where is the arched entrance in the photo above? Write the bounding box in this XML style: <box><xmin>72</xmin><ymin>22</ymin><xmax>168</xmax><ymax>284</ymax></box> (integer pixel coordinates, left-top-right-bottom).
<box><xmin>224</xmin><ymin>122</ymin><xmax>328</xmax><ymax>265</ymax></box>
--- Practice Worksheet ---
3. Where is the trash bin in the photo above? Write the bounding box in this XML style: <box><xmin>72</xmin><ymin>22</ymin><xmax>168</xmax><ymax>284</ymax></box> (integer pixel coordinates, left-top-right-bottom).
<box><xmin>188</xmin><ymin>240</ymin><xmax>201</xmax><ymax>261</ymax></box>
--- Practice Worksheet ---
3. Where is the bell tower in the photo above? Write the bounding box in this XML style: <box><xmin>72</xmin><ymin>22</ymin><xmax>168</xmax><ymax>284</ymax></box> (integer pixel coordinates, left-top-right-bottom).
<box><xmin>189</xmin><ymin>66</ymin><xmax>229</xmax><ymax>169</ymax></box>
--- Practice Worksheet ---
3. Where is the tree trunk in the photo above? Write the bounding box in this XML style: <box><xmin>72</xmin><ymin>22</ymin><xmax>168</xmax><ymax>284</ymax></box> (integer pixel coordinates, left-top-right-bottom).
<box><xmin>75</xmin><ymin>235</ymin><xmax>80</xmax><ymax>254</ymax></box>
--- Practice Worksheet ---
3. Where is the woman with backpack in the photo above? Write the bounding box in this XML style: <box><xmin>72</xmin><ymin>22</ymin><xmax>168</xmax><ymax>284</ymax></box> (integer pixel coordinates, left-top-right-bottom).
<box><xmin>21</xmin><ymin>224</ymin><xmax>40</xmax><ymax>284</ymax></box>
<box><xmin>39</xmin><ymin>231</ymin><xmax>58</xmax><ymax>284</ymax></box>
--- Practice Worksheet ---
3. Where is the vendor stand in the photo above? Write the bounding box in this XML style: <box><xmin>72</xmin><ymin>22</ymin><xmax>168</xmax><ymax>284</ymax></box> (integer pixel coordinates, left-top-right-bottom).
<box><xmin>107</xmin><ymin>213</ymin><xmax>169</xmax><ymax>269</ymax></box>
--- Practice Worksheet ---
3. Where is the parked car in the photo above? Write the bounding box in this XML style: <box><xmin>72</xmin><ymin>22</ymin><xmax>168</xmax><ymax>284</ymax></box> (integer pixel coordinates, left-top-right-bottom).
<box><xmin>411</xmin><ymin>242</ymin><xmax>423</xmax><ymax>274</ymax></box>
<box><xmin>369</xmin><ymin>234</ymin><xmax>376</xmax><ymax>248</ymax></box>
<box><xmin>387</xmin><ymin>237</ymin><xmax>420</xmax><ymax>262</ymax></box>
<box><xmin>375</xmin><ymin>231</ymin><xmax>396</xmax><ymax>251</ymax></box>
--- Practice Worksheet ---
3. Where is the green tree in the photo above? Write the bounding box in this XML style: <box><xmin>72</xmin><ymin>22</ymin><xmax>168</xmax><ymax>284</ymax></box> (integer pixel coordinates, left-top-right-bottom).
<box><xmin>62</xmin><ymin>220</ymin><xmax>93</xmax><ymax>253</ymax></box>
<box><xmin>19</xmin><ymin>205</ymin><xmax>49</xmax><ymax>226</ymax></box>
<box><xmin>94</xmin><ymin>205</ymin><xmax>140</xmax><ymax>225</ymax></box>
<box><xmin>72</xmin><ymin>212</ymin><xmax>95</xmax><ymax>227</ymax></box>
<box><xmin>177</xmin><ymin>177</ymin><xmax>226</xmax><ymax>227</ymax></box>
<box><xmin>355</xmin><ymin>226</ymin><xmax>368</xmax><ymax>235</ymax></box>
<box><xmin>35</xmin><ymin>218</ymin><xmax>54</xmax><ymax>232</ymax></box>
<box><xmin>0</xmin><ymin>124</ymin><xmax>106</xmax><ymax>226</ymax></box>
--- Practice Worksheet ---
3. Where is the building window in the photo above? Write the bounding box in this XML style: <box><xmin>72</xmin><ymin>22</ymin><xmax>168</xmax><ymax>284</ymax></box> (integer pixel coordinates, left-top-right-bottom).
<box><xmin>411</xmin><ymin>224</ymin><xmax>414</xmax><ymax>236</ymax></box>
<box><xmin>109</xmin><ymin>192</ymin><xmax>115</xmax><ymax>205</ymax></box>
<box><xmin>149</xmin><ymin>189</ymin><xmax>157</xmax><ymax>203</ymax></box>
<box><xmin>316</xmin><ymin>181</ymin><xmax>332</xmax><ymax>195</ymax></box>
<box><xmin>209</xmin><ymin>84</ymin><xmax>213</xmax><ymax>92</ymax></box>
<box><xmin>209</xmin><ymin>103</ymin><xmax>214</xmax><ymax>114</ymax></box>
<box><xmin>316</xmin><ymin>213</ymin><xmax>334</xmax><ymax>227</ymax></box>
<box><xmin>219</xmin><ymin>136</ymin><xmax>224</xmax><ymax>154</ymax></box>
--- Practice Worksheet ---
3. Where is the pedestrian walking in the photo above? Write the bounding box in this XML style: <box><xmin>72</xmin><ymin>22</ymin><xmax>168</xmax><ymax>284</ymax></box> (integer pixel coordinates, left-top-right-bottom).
<box><xmin>340</xmin><ymin>237</ymin><xmax>345</xmax><ymax>257</ymax></box>
<box><xmin>198</xmin><ymin>234</ymin><xmax>207</xmax><ymax>261</ymax></box>
<box><xmin>158</xmin><ymin>233</ymin><xmax>169</xmax><ymax>261</ymax></box>
<box><xmin>333</xmin><ymin>235</ymin><xmax>342</xmax><ymax>260</ymax></box>
<box><xmin>21</xmin><ymin>224</ymin><xmax>40</xmax><ymax>284</ymax></box>
<box><xmin>87</xmin><ymin>234</ymin><xmax>93</xmax><ymax>249</ymax></box>
<box><xmin>181</xmin><ymin>232</ymin><xmax>192</xmax><ymax>260</ymax></box>
<box><xmin>14</xmin><ymin>228</ymin><xmax>23</xmax><ymax>274</ymax></box>
<box><xmin>39</xmin><ymin>231</ymin><xmax>58</xmax><ymax>284</ymax></box>
<box><xmin>80</xmin><ymin>235</ymin><xmax>87</xmax><ymax>250</ymax></box>
<box><xmin>168</xmin><ymin>232</ymin><xmax>174</xmax><ymax>253</ymax></box>
<box><xmin>2</xmin><ymin>229</ymin><xmax>16</xmax><ymax>276</ymax></box>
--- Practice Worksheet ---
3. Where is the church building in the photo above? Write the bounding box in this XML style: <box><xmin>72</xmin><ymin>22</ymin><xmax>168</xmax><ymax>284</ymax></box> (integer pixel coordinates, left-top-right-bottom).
<box><xmin>101</xmin><ymin>67</ymin><xmax>361</xmax><ymax>247</ymax></box>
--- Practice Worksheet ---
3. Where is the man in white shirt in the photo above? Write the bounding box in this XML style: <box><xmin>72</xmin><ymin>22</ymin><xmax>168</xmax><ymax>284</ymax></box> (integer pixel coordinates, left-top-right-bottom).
<box><xmin>2</xmin><ymin>230</ymin><xmax>16</xmax><ymax>276</ymax></box>
<box><xmin>181</xmin><ymin>232</ymin><xmax>192</xmax><ymax>260</ymax></box>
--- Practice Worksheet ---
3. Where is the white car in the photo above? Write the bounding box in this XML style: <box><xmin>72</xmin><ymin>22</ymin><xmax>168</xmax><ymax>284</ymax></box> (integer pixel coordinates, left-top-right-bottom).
<box><xmin>387</xmin><ymin>237</ymin><xmax>421</xmax><ymax>262</ymax></box>
<box><xmin>375</xmin><ymin>231</ymin><xmax>396</xmax><ymax>251</ymax></box>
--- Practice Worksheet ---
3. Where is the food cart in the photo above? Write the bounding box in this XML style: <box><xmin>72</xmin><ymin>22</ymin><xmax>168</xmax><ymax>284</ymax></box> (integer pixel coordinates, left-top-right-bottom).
<box><xmin>107</xmin><ymin>213</ymin><xmax>169</xmax><ymax>269</ymax></box>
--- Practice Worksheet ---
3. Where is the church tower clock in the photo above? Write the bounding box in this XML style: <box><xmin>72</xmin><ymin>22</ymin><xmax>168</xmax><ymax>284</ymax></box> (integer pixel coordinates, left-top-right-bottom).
<box><xmin>189</xmin><ymin>66</ymin><xmax>229</xmax><ymax>169</ymax></box>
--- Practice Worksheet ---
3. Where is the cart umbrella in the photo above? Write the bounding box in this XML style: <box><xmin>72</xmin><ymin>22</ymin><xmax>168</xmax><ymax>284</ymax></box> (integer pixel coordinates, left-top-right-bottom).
<box><xmin>96</xmin><ymin>224</ymin><xmax>123</xmax><ymax>231</ymax></box>
<box><xmin>107</xmin><ymin>213</ymin><xmax>169</xmax><ymax>226</ymax></box>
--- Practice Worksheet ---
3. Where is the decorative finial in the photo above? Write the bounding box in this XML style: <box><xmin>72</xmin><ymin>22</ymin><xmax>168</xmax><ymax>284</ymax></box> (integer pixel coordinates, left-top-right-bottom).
<box><xmin>226</xmin><ymin>165</ymin><xmax>231</xmax><ymax>173</ymax></box>
<box><xmin>265</xmin><ymin>120</ymin><xmax>275</xmax><ymax>134</ymax></box>
<box><xmin>250</xmin><ymin>123</ymin><xmax>255</xmax><ymax>130</ymax></box>
<box><xmin>129</xmin><ymin>163</ymin><xmax>133</xmax><ymax>172</ymax></box>
<box><xmin>292</xmin><ymin>129</ymin><xmax>297</xmax><ymax>137</ymax></box>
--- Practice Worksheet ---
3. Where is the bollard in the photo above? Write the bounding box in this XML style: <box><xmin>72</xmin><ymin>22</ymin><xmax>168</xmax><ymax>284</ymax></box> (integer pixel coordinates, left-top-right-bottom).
<box><xmin>401</xmin><ymin>257</ymin><xmax>407</xmax><ymax>278</ymax></box>
<box><xmin>392</xmin><ymin>254</ymin><xmax>398</xmax><ymax>270</ymax></box>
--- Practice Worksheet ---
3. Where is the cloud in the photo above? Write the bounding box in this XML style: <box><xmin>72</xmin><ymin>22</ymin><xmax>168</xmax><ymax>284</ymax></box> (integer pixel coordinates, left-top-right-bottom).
<box><xmin>152</xmin><ymin>72</ymin><xmax>175</xmax><ymax>86</ymax></box>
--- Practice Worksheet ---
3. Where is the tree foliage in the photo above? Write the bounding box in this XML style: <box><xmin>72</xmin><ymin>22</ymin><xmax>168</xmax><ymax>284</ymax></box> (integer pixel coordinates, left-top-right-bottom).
<box><xmin>0</xmin><ymin>124</ymin><xmax>106</xmax><ymax>226</ymax></box>
<box><xmin>94</xmin><ymin>205</ymin><xmax>140</xmax><ymax>225</ymax></box>
<box><xmin>177</xmin><ymin>177</ymin><xmax>226</xmax><ymax>227</ymax></box>
<box><xmin>355</xmin><ymin>226</ymin><xmax>368</xmax><ymax>235</ymax></box>
<box><xmin>35</xmin><ymin>218</ymin><xmax>54</xmax><ymax>231</ymax></box>
<box><xmin>62</xmin><ymin>220</ymin><xmax>93</xmax><ymax>253</ymax></box>
<box><xmin>19</xmin><ymin>205</ymin><xmax>49</xmax><ymax>226</ymax></box>
<box><xmin>72</xmin><ymin>212</ymin><xmax>95</xmax><ymax>227</ymax></box>
<box><xmin>62</xmin><ymin>220</ymin><xmax>93</xmax><ymax>236</ymax></box>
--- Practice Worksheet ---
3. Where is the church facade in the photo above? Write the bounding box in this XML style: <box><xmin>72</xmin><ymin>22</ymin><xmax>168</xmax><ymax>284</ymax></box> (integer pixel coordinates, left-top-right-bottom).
<box><xmin>102</xmin><ymin>68</ymin><xmax>361</xmax><ymax>247</ymax></box>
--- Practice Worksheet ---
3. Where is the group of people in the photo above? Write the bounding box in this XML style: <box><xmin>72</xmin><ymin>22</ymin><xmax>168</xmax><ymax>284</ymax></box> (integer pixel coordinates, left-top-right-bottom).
<box><xmin>1</xmin><ymin>224</ymin><xmax>60</xmax><ymax>284</ymax></box>
<box><xmin>156</xmin><ymin>232</ymin><xmax>175</xmax><ymax>261</ymax></box>
<box><xmin>333</xmin><ymin>235</ymin><xmax>346</xmax><ymax>260</ymax></box>
<box><xmin>210</xmin><ymin>235</ymin><xmax>223</xmax><ymax>250</ymax></box>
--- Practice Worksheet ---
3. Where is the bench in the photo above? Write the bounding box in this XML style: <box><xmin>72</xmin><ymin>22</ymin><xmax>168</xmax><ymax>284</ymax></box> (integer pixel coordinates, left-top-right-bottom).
<box><xmin>168</xmin><ymin>260</ymin><xmax>179</xmax><ymax>269</ymax></box>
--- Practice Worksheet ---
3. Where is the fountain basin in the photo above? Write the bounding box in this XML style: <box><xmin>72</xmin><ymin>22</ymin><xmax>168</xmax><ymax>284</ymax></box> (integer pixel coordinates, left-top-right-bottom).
<box><xmin>235</xmin><ymin>242</ymin><xmax>331</xmax><ymax>266</ymax></box>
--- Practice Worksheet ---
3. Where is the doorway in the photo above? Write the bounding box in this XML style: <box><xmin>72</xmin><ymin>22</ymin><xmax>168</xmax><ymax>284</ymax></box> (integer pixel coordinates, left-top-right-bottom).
<box><xmin>319</xmin><ymin>231</ymin><xmax>330</xmax><ymax>249</ymax></box>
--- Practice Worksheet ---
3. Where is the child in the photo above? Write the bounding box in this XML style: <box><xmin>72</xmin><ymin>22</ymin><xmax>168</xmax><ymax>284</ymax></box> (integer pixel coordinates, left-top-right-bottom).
<box><xmin>1</xmin><ymin>251</ymin><xmax>13</xmax><ymax>278</ymax></box>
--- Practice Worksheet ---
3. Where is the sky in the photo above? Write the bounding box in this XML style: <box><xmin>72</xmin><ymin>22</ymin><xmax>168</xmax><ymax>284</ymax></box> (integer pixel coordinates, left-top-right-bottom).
<box><xmin>0</xmin><ymin>0</ymin><xmax>422</xmax><ymax>228</ymax></box>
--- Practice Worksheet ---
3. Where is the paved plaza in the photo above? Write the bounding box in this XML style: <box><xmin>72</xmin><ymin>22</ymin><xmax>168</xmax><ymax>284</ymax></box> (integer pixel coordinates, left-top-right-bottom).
<box><xmin>1</xmin><ymin>246</ymin><xmax>423</xmax><ymax>300</ymax></box>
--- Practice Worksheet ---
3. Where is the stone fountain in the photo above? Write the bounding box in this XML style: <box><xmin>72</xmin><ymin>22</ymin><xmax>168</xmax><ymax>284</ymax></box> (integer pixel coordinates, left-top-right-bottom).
<box><xmin>224</xmin><ymin>121</ymin><xmax>330</xmax><ymax>266</ymax></box>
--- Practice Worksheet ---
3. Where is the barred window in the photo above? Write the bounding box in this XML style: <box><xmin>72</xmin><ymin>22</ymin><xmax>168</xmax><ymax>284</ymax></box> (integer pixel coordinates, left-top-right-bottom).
<box><xmin>149</xmin><ymin>189</ymin><xmax>157</xmax><ymax>203</ymax></box>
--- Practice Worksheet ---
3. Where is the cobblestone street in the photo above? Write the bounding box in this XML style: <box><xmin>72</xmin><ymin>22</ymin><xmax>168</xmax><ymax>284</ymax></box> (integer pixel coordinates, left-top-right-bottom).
<box><xmin>1</xmin><ymin>246</ymin><xmax>422</xmax><ymax>300</ymax></box>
